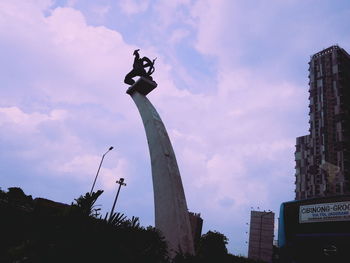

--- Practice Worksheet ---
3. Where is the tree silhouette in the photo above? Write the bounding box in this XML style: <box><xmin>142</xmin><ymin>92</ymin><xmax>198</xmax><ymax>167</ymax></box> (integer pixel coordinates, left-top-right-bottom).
<box><xmin>0</xmin><ymin>187</ymin><xmax>169</xmax><ymax>263</ymax></box>
<box><xmin>1</xmin><ymin>187</ymin><xmax>263</xmax><ymax>263</ymax></box>
<box><xmin>73</xmin><ymin>190</ymin><xmax>103</xmax><ymax>217</ymax></box>
<box><xmin>197</xmin><ymin>231</ymin><xmax>228</xmax><ymax>262</ymax></box>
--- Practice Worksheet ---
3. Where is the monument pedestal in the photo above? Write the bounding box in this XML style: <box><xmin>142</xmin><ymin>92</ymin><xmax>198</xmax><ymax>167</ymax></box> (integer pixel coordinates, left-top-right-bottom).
<box><xmin>127</xmin><ymin>78</ymin><xmax>194</xmax><ymax>257</ymax></box>
<box><xmin>126</xmin><ymin>77</ymin><xmax>157</xmax><ymax>96</ymax></box>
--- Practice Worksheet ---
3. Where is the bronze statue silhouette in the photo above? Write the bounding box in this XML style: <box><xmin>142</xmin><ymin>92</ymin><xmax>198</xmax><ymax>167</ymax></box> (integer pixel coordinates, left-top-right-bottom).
<box><xmin>124</xmin><ymin>49</ymin><xmax>156</xmax><ymax>85</ymax></box>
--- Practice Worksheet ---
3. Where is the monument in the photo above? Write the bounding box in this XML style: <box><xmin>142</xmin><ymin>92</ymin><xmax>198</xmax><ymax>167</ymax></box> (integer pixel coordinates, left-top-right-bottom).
<box><xmin>125</xmin><ymin>50</ymin><xmax>195</xmax><ymax>256</ymax></box>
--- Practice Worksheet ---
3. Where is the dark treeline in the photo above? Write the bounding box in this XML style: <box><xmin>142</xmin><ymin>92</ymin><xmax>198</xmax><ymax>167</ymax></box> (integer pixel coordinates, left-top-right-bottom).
<box><xmin>0</xmin><ymin>187</ymin><xmax>264</xmax><ymax>263</ymax></box>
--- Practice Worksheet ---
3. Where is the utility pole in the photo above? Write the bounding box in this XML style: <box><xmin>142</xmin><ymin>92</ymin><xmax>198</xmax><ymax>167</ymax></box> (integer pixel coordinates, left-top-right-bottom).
<box><xmin>109</xmin><ymin>178</ymin><xmax>126</xmax><ymax>220</ymax></box>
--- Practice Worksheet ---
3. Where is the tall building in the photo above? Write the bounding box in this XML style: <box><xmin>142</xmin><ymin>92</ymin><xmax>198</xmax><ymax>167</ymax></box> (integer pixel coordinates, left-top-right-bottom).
<box><xmin>295</xmin><ymin>45</ymin><xmax>350</xmax><ymax>200</ymax></box>
<box><xmin>248</xmin><ymin>211</ymin><xmax>275</xmax><ymax>263</ymax></box>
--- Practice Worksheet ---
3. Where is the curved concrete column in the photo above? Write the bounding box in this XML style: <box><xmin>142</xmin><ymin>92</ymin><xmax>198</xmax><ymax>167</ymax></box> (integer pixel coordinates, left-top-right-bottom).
<box><xmin>127</xmin><ymin>79</ymin><xmax>194</xmax><ymax>256</ymax></box>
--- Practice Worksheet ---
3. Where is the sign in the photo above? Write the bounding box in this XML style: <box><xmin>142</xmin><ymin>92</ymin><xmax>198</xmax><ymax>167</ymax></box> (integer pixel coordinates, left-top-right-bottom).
<box><xmin>299</xmin><ymin>201</ymin><xmax>350</xmax><ymax>223</ymax></box>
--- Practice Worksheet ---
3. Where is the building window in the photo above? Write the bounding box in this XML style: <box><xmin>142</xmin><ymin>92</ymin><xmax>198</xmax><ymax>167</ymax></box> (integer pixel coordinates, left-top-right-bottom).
<box><xmin>332</xmin><ymin>64</ymin><xmax>338</xmax><ymax>74</ymax></box>
<box><xmin>336</xmin><ymin>184</ymin><xmax>341</xmax><ymax>193</ymax></box>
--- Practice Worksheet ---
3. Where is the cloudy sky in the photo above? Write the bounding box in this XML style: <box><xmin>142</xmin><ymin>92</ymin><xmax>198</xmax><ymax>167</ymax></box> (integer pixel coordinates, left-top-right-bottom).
<box><xmin>1</xmin><ymin>0</ymin><xmax>350</xmax><ymax>255</ymax></box>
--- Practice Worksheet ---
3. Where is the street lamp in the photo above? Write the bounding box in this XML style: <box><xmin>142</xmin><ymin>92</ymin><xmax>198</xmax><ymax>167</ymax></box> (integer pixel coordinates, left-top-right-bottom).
<box><xmin>90</xmin><ymin>146</ymin><xmax>114</xmax><ymax>195</ymax></box>
<box><xmin>109</xmin><ymin>178</ymin><xmax>126</xmax><ymax>220</ymax></box>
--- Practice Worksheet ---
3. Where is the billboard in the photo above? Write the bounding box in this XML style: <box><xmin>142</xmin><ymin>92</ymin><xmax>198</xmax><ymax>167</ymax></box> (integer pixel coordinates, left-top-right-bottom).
<box><xmin>299</xmin><ymin>201</ymin><xmax>350</xmax><ymax>223</ymax></box>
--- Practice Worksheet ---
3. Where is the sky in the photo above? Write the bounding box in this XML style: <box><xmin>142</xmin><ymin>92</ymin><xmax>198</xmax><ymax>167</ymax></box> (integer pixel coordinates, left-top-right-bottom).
<box><xmin>1</xmin><ymin>0</ymin><xmax>350</xmax><ymax>256</ymax></box>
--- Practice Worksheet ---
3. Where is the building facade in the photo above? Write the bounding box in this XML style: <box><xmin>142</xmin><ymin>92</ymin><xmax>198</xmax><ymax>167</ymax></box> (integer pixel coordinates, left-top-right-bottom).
<box><xmin>248</xmin><ymin>211</ymin><xmax>275</xmax><ymax>263</ymax></box>
<box><xmin>188</xmin><ymin>212</ymin><xmax>203</xmax><ymax>251</ymax></box>
<box><xmin>295</xmin><ymin>45</ymin><xmax>350</xmax><ymax>200</ymax></box>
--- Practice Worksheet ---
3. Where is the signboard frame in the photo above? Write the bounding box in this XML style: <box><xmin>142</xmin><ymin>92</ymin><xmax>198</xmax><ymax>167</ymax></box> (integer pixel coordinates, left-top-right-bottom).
<box><xmin>299</xmin><ymin>201</ymin><xmax>350</xmax><ymax>223</ymax></box>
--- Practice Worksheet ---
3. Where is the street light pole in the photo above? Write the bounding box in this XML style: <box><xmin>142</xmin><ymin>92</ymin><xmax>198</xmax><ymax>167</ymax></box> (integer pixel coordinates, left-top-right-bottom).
<box><xmin>109</xmin><ymin>178</ymin><xmax>126</xmax><ymax>220</ymax></box>
<box><xmin>90</xmin><ymin>146</ymin><xmax>114</xmax><ymax>195</ymax></box>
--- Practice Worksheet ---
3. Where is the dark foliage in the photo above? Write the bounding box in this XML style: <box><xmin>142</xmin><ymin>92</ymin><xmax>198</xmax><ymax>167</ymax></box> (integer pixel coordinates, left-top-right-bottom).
<box><xmin>1</xmin><ymin>187</ymin><xmax>263</xmax><ymax>263</ymax></box>
<box><xmin>73</xmin><ymin>190</ymin><xmax>104</xmax><ymax>217</ymax></box>
<box><xmin>0</xmin><ymin>187</ymin><xmax>169</xmax><ymax>263</ymax></box>
<box><xmin>173</xmin><ymin>231</ymin><xmax>265</xmax><ymax>263</ymax></box>
<box><xmin>197</xmin><ymin>230</ymin><xmax>228</xmax><ymax>261</ymax></box>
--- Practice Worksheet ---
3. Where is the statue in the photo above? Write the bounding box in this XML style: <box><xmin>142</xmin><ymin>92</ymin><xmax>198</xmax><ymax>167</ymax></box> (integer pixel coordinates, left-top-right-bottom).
<box><xmin>125</xmin><ymin>51</ymin><xmax>195</xmax><ymax>256</ymax></box>
<box><xmin>124</xmin><ymin>49</ymin><xmax>156</xmax><ymax>85</ymax></box>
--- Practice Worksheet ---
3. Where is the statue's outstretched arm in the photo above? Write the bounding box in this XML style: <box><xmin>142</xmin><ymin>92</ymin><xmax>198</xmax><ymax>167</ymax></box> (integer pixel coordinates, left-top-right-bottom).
<box><xmin>142</xmin><ymin>57</ymin><xmax>152</xmax><ymax>67</ymax></box>
<box><xmin>148</xmin><ymin>66</ymin><xmax>155</xmax><ymax>75</ymax></box>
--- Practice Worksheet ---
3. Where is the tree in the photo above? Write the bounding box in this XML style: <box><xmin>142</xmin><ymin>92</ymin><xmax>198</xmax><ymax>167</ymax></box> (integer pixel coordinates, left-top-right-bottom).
<box><xmin>72</xmin><ymin>190</ymin><xmax>103</xmax><ymax>217</ymax></box>
<box><xmin>0</xmin><ymin>187</ymin><xmax>170</xmax><ymax>263</ymax></box>
<box><xmin>197</xmin><ymin>231</ymin><xmax>228</xmax><ymax>262</ymax></box>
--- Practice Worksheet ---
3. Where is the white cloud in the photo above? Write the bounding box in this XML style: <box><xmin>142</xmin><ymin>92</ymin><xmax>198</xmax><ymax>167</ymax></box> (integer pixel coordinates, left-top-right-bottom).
<box><xmin>191</xmin><ymin>0</ymin><xmax>227</xmax><ymax>57</ymax></box>
<box><xmin>91</xmin><ymin>4</ymin><xmax>110</xmax><ymax>20</ymax></box>
<box><xmin>118</xmin><ymin>0</ymin><xmax>150</xmax><ymax>15</ymax></box>
<box><xmin>0</xmin><ymin>2</ymin><xmax>159</xmax><ymax>222</ymax></box>
<box><xmin>169</xmin><ymin>28</ymin><xmax>190</xmax><ymax>44</ymax></box>
<box><xmin>0</xmin><ymin>107</ymin><xmax>66</xmax><ymax>129</ymax></box>
<box><xmin>57</xmin><ymin>153</ymin><xmax>129</xmax><ymax>190</ymax></box>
